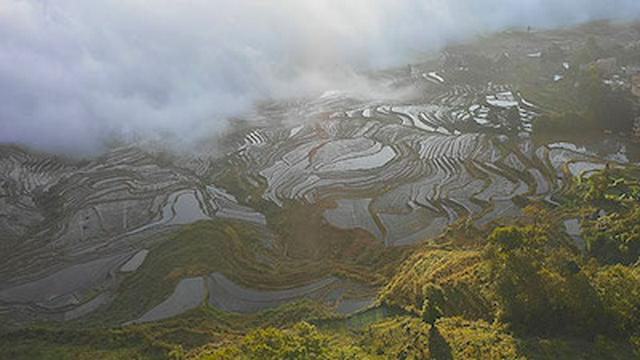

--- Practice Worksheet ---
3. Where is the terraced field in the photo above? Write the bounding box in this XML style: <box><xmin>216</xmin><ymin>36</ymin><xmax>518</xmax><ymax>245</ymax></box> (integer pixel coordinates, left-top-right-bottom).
<box><xmin>1</xmin><ymin>23</ymin><xmax>638</xmax><ymax>329</ymax></box>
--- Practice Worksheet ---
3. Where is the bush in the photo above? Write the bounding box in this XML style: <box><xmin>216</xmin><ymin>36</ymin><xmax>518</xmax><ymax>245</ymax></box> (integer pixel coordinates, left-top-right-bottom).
<box><xmin>198</xmin><ymin>322</ymin><xmax>362</xmax><ymax>360</ymax></box>
<box><xmin>486</xmin><ymin>226</ymin><xmax>606</xmax><ymax>337</ymax></box>
<box><xmin>584</xmin><ymin>207</ymin><xmax>640</xmax><ymax>265</ymax></box>
<box><xmin>589</xmin><ymin>265</ymin><xmax>640</xmax><ymax>336</ymax></box>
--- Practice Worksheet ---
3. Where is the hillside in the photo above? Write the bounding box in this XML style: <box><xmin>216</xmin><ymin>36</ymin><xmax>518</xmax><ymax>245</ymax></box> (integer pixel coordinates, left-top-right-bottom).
<box><xmin>2</xmin><ymin>21</ymin><xmax>640</xmax><ymax>359</ymax></box>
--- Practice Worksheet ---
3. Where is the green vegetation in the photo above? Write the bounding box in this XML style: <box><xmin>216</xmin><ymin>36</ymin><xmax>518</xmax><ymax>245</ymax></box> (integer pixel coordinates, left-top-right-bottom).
<box><xmin>531</xmin><ymin>66</ymin><xmax>636</xmax><ymax>136</ymax></box>
<box><xmin>487</xmin><ymin>224</ymin><xmax>606</xmax><ymax>337</ymax></box>
<box><xmin>5</xmin><ymin>25</ymin><xmax>640</xmax><ymax>360</ymax></box>
<box><xmin>4</xmin><ymin>172</ymin><xmax>640</xmax><ymax>359</ymax></box>
<box><xmin>0</xmin><ymin>302</ymin><xmax>339</xmax><ymax>360</ymax></box>
<box><xmin>188</xmin><ymin>176</ymin><xmax>640</xmax><ymax>358</ymax></box>
<box><xmin>87</xmin><ymin>220</ymin><xmax>271</xmax><ymax>325</ymax></box>
<box><xmin>195</xmin><ymin>322</ymin><xmax>362</xmax><ymax>360</ymax></box>
<box><xmin>514</xmin><ymin>35</ymin><xmax>639</xmax><ymax>142</ymax></box>
<box><xmin>377</xmin><ymin>248</ymin><xmax>492</xmax><ymax>321</ymax></box>
<box><xmin>79</xmin><ymin>211</ymin><xmax>406</xmax><ymax>327</ymax></box>
<box><xmin>573</xmin><ymin>167</ymin><xmax>640</xmax><ymax>265</ymax></box>
<box><xmin>8</xmin><ymin>171</ymin><xmax>640</xmax><ymax>359</ymax></box>
<box><xmin>583</xmin><ymin>206</ymin><xmax>640</xmax><ymax>265</ymax></box>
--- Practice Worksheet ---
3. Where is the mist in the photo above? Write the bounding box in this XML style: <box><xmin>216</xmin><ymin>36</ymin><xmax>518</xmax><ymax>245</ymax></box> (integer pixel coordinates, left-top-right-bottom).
<box><xmin>2</xmin><ymin>0</ymin><xmax>640</xmax><ymax>155</ymax></box>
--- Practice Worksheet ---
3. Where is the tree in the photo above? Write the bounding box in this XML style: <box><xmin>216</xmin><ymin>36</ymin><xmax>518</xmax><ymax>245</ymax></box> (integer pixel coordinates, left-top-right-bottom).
<box><xmin>583</xmin><ymin>166</ymin><xmax>612</xmax><ymax>203</ymax></box>
<box><xmin>486</xmin><ymin>226</ymin><xmax>606</xmax><ymax>337</ymax></box>
<box><xmin>584</xmin><ymin>207</ymin><xmax>640</xmax><ymax>265</ymax></box>
<box><xmin>589</xmin><ymin>265</ymin><xmax>640</xmax><ymax>335</ymax></box>
<box><xmin>421</xmin><ymin>284</ymin><xmax>445</xmax><ymax>326</ymax></box>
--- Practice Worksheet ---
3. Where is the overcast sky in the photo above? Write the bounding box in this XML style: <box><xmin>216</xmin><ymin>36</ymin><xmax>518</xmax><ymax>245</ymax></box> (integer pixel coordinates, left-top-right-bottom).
<box><xmin>2</xmin><ymin>0</ymin><xmax>640</xmax><ymax>155</ymax></box>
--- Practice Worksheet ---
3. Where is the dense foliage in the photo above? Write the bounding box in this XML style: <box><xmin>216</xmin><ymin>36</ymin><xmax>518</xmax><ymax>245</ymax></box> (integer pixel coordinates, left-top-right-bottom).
<box><xmin>487</xmin><ymin>225</ymin><xmax>607</xmax><ymax>337</ymax></box>
<box><xmin>533</xmin><ymin>66</ymin><xmax>636</xmax><ymax>135</ymax></box>
<box><xmin>196</xmin><ymin>322</ymin><xmax>361</xmax><ymax>360</ymax></box>
<box><xmin>576</xmin><ymin>167</ymin><xmax>640</xmax><ymax>265</ymax></box>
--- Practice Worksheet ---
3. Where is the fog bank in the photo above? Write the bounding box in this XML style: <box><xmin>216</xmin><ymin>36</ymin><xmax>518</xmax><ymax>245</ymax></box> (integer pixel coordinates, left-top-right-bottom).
<box><xmin>2</xmin><ymin>0</ymin><xmax>640</xmax><ymax>154</ymax></box>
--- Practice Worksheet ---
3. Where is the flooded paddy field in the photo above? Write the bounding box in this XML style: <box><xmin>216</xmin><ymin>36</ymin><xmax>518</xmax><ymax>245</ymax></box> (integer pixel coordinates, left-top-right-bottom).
<box><xmin>1</xmin><ymin>22</ymin><xmax>639</xmax><ymax>327</ymax></box>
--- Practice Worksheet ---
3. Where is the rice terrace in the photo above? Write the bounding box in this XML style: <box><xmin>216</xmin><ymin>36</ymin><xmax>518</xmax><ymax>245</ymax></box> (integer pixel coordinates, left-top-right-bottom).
<box><xmin>1</xmin><ymin>1</ymin><xmax>640</xmax><ymax>359</ymax></box>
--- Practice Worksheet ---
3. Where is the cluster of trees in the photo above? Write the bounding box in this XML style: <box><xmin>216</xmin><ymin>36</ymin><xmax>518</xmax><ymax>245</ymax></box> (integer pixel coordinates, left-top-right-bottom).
<box><xmin>534</xmin><ymin>36</ymin><xmax>637</xmax><ymax>136</ymax></box>
<box><xmin>577</xmin><ymin>168</ymin><xmax>640</xmax><ymax>265</ymax></box>
<box><xmin>534</xmin><ymin>66</ymin><xmax>636</xmax><ymax>135</ymax></box>
<box><xmin>197</xmin><ymin>322</ymin><xmax>360</xmax><ymax>360</ymax></box>
<box><xmin>475</xmin><ymin>168</ymin><xmax>640</xmax><ymax>342</ymax></box>
<box><xmin>190</xmin><ymin>168</ymin><xmax>640</xmax><ymax>358</ymax></box>
<box><xmin>485</xmin><ymin>221</ymin><xmax>640</xmax><ymax>339</ymax></box>
<box><xmin>579</xmin><ymin>167</ymin><xmax>640</xmax><ymax>204</ymax></box>
<box><xmin>576</xmin><ymin>67</ymin><xmax>636</xmax><ymax>133</ymax></box>
<box><xmin>584</xmin><ymin>207</ymin><xmax>640</xmax><ymax>265</ymax></box>
<box><xmin>487</xmin><ymin>225</ymin><xmax>601</xmax><ymax>336</ymax></box>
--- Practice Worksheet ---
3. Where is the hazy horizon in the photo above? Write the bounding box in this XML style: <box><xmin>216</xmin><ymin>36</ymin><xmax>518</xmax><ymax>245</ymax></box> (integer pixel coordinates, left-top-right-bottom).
<box><xmin>2</xmin><ymin>0</ymin><xmax>640</xmax><ymax>155</ymax></box>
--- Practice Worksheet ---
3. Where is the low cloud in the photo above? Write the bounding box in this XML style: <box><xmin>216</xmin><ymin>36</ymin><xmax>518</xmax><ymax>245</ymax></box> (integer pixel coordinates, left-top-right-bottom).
<box><xmin>1</xmin><ymin>0</ymin><xmax>640</xmax><ymax>155</ymax></box>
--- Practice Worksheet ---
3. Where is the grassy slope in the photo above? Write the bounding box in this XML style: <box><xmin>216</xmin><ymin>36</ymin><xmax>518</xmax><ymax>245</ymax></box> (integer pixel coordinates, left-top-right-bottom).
<box><xmin>4</xmin><ymin>196</ymin><xmax>638</xmax><ymax>359</ymax></box>
<box><xmin>0</xmin><ymin>302</ymin><xmax>339</xmax><ymax>360</ymax></box>
<box><xmin>0</xmin><ymin>208</ymin><xmax>408</xmax><ymax>359</ymax></box>
<box><xmin>85</xmin><ymin>220</ymin><xmax>270</xmax><ymax>325</ymax></box>
<box><xmin>378</xmin><ymin>248</ymin><xmax>493</xmax><ymax>320</ymax></box>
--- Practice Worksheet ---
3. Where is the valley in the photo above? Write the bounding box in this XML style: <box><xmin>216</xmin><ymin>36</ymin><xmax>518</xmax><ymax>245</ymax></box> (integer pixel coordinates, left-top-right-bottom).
<box><xmin>2</xmin><ymin>21</ymin><xmax>640</xmax><ymax>359</ymax></box>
